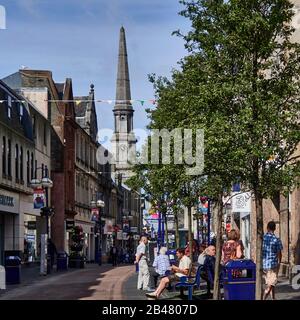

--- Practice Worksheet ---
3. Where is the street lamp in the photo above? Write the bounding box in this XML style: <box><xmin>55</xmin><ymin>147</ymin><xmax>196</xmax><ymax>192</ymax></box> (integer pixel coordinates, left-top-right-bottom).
<box><xmin>91</xmin><ymin>196</ymin><xmax>105</xmax><ymax>265</ymax></box>
<box><xmin>30</xmin><ymin>166</ymin><xmax>53</xmax><ymax>275</ymax></box>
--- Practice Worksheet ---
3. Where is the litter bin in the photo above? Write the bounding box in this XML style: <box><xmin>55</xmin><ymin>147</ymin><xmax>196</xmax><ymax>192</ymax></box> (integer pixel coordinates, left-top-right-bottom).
<box><xmin>223</xmin><ymin>259</ymin><xmax>256</xmax><ymax>300</ymax></box>
<box><xmin>5</xmin><ymin>256</ymin><xmax>21</xmax><ymax>285</ymax></box>
<box><xmin>57</xmin><ymin>252</ymin><xmax>68</xmax><ymax>271</ymax></box>
<box><xmin>166</xmin><ymin>250</ymin><xmax>176</xmax><ymax>264</ymax></box>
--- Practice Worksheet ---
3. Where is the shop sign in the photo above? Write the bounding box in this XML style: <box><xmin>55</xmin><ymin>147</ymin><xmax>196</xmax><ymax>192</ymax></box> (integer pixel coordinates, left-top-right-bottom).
<box><xmin>66</xmin><ymin>220</ymin><xmax>75</xmax><ymax>230</ymax></box>
<box><xmin>27</xmin><ymin>221</ymin><xmax>36</xmax><ymax>230</ymax></box>
<box><xmin>0</xmin><ymin>190</ymin><xmax>19</xmax><ymax>213</ymax></box>
<box><xmin>91</xmin><ymin>208</ymin><xmax>99</xmax><ymax>222</ymax></box>
<box><xmin>231</xmin><ymin>192</ymin><xmax>252</xmax><ymax>213</ymax></box>
<box><xmin>104</xmin><ymin>219</ymin><xmax>113</xmax><ymax>234</ymax></box>
<box><xmin>130</xmin><ymin>227</ymin><xmax>138</xmax><ymax>233</ymax></box>
<box><xmin>117</xmin><ymin>231</ymin><xmax>123</xmax><ymax>240</ymax></box>
<box><xmin>0</xmin><ymin>194</ymin><xmax>14</xmax><ymax>206</ymax></box>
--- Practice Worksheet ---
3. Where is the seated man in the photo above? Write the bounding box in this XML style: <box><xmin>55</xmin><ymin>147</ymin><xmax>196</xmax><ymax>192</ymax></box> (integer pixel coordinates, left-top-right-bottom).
<box><xmin>149</xmin><ymin>246</ymin><xmax>171</xmax><ymax>289</ymax></box>
<box><xmin>200</xmin><ymin>245</ymin><xmax>216</xmax><ymax>298</ymax></box>
<box><xmin>146</xmin><ymin>248</ymin><xmax>191</xmax><ymax>299</ymax></box>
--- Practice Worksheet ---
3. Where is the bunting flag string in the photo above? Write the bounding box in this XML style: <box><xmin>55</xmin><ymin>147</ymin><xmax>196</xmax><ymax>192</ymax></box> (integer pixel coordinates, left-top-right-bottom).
<box><xmin>0</xmin><ymin>99</ymin><xmax>157</xmax><ymax>107</ymax></box>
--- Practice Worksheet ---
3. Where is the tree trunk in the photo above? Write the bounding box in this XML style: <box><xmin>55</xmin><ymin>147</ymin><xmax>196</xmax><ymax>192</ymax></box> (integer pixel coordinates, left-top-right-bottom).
<box><xmin>164</xmin><ymin>213</ymin><xmax>169</xmax><ymax>248</ymax></box>
<box><xmin>175</xmin><ymin>211</ymin><xmax>180</xmax><ymax>248</ymax></box>
<box><xmin>213</xmin><ymin>197</ymin><xmax>223</xmax><ymax>300</ymax></box>
<box><xmin>188</xmin><ymin>206</ymin><xmax>193</xmax><ymax>262</ymax></box>
<box><xmin>255</xmin><ymin>194</ymin><xmax>264</xmax><ymax>300</ymax></box>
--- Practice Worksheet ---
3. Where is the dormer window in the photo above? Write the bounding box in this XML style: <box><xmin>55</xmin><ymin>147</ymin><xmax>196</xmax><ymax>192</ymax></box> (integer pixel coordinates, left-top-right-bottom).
<box><xmin>19</xmin><ymin>103</ymin><xmax>24</xmax><ymax>123</ymax></box>
<box><xmin>7</xmin><ymin>95</ymin><xmax>12</xmax><ymax>119</ymax></box>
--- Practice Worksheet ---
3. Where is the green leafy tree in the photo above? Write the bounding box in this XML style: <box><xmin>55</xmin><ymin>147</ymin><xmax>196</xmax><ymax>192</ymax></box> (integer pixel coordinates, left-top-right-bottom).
<box><xmin>174</xmin><ymin>0</ymin><xmax>300</xmax><ymax>299</ymax></box>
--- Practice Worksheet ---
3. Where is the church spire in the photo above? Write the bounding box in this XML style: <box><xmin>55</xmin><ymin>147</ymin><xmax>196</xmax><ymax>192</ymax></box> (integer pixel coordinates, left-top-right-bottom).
<box><xmin>115</xmin><ymin>26</ymin><xmax>132</xmax><ymax>110</ymax></box>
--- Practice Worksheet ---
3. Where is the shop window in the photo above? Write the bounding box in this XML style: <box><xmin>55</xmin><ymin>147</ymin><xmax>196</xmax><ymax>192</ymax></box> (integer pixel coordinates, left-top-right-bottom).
<box><xmin>20</xmin><ymin>146</ymin><xmax>23</xmax><ymax>182</ymax></box>
<box><xmin>27</xmin><ymin>151</ymin><xmax>30</xmax><ymax>184</ymax></box>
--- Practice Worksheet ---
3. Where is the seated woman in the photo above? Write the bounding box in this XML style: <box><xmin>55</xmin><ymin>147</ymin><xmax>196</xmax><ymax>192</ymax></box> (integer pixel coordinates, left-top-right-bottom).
<box><xmin>149</xmin><ymin>247</ymin><xmax>171</xmax><ymax>289</ymax></box>
<box><xmin>200</xmin><ymin>245</ymin><xmax>216</xmax><ymax>298</ymax></box>
<box><xmin>146</xmin><ymin>248</ymin><xmax>191</xmax><ymax>299</ymax></box>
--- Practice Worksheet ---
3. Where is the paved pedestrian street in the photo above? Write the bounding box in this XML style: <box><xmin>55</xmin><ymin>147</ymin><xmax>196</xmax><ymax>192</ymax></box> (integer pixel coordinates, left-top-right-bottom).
<box><xmin>0</xmin><ymin>263</ymin><xmax>299</xmax><ymax>300</ymax></box>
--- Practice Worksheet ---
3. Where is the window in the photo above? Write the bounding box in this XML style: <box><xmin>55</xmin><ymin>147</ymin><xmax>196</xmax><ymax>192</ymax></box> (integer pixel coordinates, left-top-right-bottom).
<box><xmin>31</xmin><ymin>153</ymin><xmax>34</xmax><ymax>180</ymax></box>
<box><xmin>43</xmin><ymin>123</ymin><xmax>47</xmax><ymax>146</ymax></box>
<box><xmin>20</xmin><ymin>147</ymin><xmax>23</xmax><ymax>181</ymax></box>
<box><xmin>81</xmin><ymin>137</ymin><xmax>84</xmax><ymax>160</ymax></box>
<box><xmin>7</xmin><ymin>96</ymin><xmax>12</xmax><ymax>119</ymax></box>
<box><xmin>41</xmin><ymin>163</ymin><xmax>44</xmax><ymax>178</ymax></box>
<box><xmin>27</xmin><ymin>151</ymin><xmax>30</xmax><ymax>184</ymax></box>
<box><xmin>15</xmin><ymin>144</ymin><xmax>19</xmax><ymax>181</ymax></box>
<box><xmin>32</xmin><ymin>115</ymin><xmax>36</xmax><ymax>138</ymax></box>
<box><xmin>35</xmin><ymin>160</ymin><xmax>37</xmax><ymax>179</ymax></box>
<box><xmin>2</xmin><ymin>137</ymin><xmax>6</xmax><ymax>175</ymax></box>
<box><xmin>19</xmin><ymin>103</ymin><xmax>24</xmax><ymax>123</ymax></box>
<box><xmin>7</xmin><ymin>139</ymin><xmax>11</xmax><ymax>177</ymax></box>
<box><xmin>85</xmin><ymin>142</ymin><xmax>88</xmax><ymax>165</ymax></box>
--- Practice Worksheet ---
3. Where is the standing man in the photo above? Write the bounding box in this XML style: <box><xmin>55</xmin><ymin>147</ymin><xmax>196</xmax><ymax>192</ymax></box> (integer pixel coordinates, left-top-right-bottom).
<box><xmin>262</xmin><ymin>221</ymin><xmax>283</xmax><ymax>300</ymax></box>
<box><xmin>135</xmin><ymin>236</ymin><xmax>150</xmax><ymax>290</ymax></box>
<box><xmin>110</xmin><ymin>244</ymin><xmax>118</xmax><ymax>267</ymax></box>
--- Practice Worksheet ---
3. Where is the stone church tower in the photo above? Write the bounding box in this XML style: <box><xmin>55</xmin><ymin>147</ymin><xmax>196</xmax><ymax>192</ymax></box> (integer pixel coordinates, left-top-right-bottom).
<box><xmin>111</xmin><ymin>27</ymin><xmax>137</xmax><ymax>184</ymax></box>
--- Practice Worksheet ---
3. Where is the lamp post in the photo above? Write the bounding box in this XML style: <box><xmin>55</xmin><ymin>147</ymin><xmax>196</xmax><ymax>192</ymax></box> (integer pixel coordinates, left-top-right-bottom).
<box><xmin>30</xmin><ymin>166</ymin><xmax>53</xmax><ymax>275</ymax></box>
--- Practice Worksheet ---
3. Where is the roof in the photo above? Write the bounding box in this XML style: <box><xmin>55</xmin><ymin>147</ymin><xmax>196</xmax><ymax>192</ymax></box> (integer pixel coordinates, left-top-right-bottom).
<box><xmin>74</xmin><ymin>96</ymin><xmax>89</xmax><ymax>117</ymax></box>
<box><xmin>55</xmin><ymin>83</ymin><xmax>65</xmax><ymax>100</ymax></box>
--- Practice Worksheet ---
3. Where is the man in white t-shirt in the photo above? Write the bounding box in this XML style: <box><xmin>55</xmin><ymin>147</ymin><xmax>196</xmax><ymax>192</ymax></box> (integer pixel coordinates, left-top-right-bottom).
<box><xmin>146</xmin><ymin>248</ymin><xmax>191</xmax><ymax>299</ymax></box>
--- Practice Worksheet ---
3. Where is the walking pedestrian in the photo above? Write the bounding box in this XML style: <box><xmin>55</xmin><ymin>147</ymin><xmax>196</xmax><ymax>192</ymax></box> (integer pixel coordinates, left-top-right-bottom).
<box><xmin>135</xmin><ymin>236</ymin><xmax>150</xmax><ymax>290</ymax></box>
<box><xmin>262</xmin><ymin>221</ymin><xmax>283</xmax><ymax>300</ymax></box>
<box><xmin>110</xmin><ymin>244</ymin><xmax>118</xmax><ymax>267</ymax></box>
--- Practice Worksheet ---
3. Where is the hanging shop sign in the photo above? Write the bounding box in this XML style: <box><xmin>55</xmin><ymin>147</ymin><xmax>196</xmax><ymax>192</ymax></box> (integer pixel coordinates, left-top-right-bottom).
<box><xmin>91</xmin><ymin>208</ymin><xmax>99</xmax><ymax>222</ymax></box>
<box><xmin>66</xmin><ymin>220</ymin><xmax>75</xmax><ymax>230</ymax></box>
<box><xmin>231</xmin><ymin>192</ymin><xmax>252</xmax><ymax>213</ymax></box>
<box><xmin>27</xmin><ymin>221</ymin><xmax>37</xmax><ymax>230</ymax></box>
<box><xmin>33</xmin><ymin>188</ymin><xmax>45</xmax><ymax>209</ymax></box>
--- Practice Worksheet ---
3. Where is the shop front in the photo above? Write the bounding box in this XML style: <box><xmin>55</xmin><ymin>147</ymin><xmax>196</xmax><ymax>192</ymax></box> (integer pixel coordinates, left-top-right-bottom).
<box><xmin>21</xmin><ymin>193</ymin><xmax>45</xmax><ymax>264</ymax></box>
<box><xmin>0</xmin><ymin>189</ymin><xmax>20</xmax><ymax>263</ymax></box>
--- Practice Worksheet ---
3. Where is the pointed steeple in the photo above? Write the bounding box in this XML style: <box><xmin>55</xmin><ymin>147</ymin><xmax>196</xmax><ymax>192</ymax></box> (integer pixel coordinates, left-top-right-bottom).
<box><xmin>115</xmin><ymin>26</ymin><xmax>132</xmax><ymax>110</ymax></box>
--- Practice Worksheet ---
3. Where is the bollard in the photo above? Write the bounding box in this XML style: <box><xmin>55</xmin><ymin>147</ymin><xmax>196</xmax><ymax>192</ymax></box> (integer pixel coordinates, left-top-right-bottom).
<box><xmin>0</xmin><ymin>265</ymin><xmax>6</xmax><ymax>290</ymax></box>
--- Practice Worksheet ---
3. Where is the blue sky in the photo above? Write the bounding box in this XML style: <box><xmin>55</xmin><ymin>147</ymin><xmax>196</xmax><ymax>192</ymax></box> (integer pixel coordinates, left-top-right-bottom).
<box><xmin>0</xmin><ymin>0</ymin><xmax>190</xmax><ymax>149</ymax></box>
